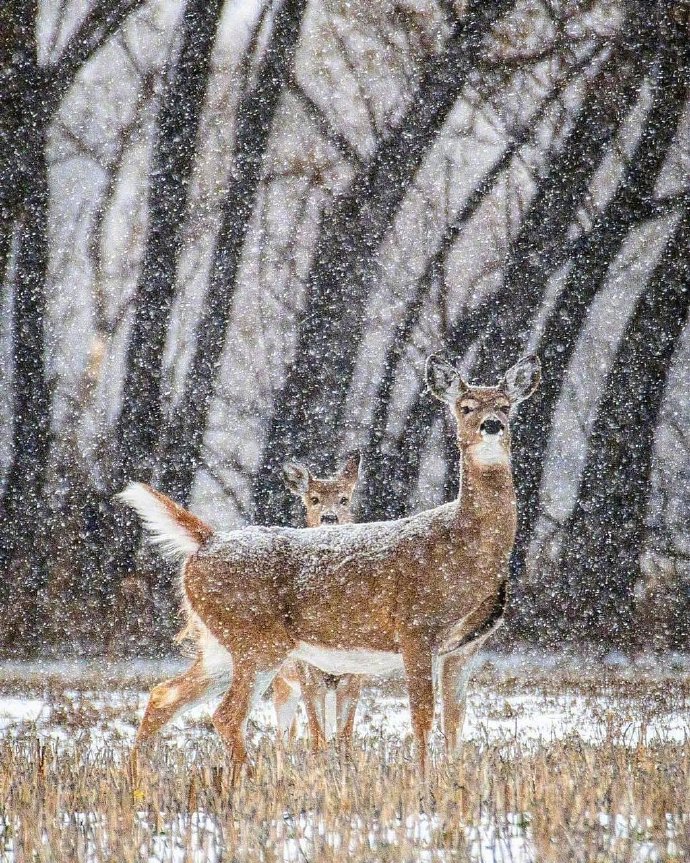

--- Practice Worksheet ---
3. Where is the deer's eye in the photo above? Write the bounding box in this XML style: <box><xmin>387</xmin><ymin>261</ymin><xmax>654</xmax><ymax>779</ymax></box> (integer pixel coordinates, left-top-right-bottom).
<box><xmin>340</xmin><ymin>497</ymin><xmax>349</xmax><ymax>506</ymax></box>
<box><xmin>310</xmin><ymin>496</ymin><xmax>320</xmax><ymax>505</ymax></box>
<box><xmin>461</xmin><ymin>405</ymin><xmax>473</xmax><ymax>415</ymax></box>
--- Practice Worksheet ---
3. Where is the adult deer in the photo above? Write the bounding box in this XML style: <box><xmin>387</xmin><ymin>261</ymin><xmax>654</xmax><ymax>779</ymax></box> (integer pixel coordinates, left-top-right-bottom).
<box><xmin>273</xmin><ymin>453</ymin><xmax>362</xmax><ymax>750</ymax></box>
<box><xmin>120</xmin><ymin>354</ymin><xmax>540</xmax><ymax>775</ymax></box>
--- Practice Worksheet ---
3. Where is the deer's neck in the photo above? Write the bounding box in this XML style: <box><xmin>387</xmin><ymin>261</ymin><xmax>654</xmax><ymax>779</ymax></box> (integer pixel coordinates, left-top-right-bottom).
<box><xmin>453</xmin><ymin>448</ymin><xmax>517</xmax><ymax>550</ymax></box>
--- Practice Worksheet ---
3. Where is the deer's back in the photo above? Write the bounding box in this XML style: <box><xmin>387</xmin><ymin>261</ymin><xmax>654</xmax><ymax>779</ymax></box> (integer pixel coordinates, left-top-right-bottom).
<box><xmin>182</xmin><ymin>504</ymin><xmax>482</xmax><ymax>651</ymax></box>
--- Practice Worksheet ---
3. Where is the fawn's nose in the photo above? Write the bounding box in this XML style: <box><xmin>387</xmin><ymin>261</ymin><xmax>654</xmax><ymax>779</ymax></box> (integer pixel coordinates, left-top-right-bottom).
<box><xmin>320</xmin><ymin>512</ymin><xmax>338</xmax><ymax>525</ymax></box>
<box><xmin>480</xmin><ymin>417</ymin><xmax>504</xmax><ymax>436</ymax></box>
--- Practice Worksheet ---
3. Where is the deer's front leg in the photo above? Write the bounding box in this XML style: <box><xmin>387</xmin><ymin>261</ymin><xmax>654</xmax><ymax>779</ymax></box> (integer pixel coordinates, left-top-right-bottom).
<box><xmin>273</xmin><ymin>671</ymin><xmax>301</xmax><ymax>741</ymax></box>
<box><xmin>401</xmin><ymin>634</ymin><xmax>435</xmax><ymax>778</ymax></box>
<box><xmin>441</xmin><ymin>623</ymin><xmax>501</xmax><ymax>755</ymax></box>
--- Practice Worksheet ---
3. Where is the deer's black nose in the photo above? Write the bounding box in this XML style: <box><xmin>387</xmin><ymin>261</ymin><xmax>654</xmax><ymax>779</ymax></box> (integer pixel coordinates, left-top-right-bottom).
<box><xmin>480</xmin><ymin>417</ymin><xmax>504</xmax><ymax>435</ymax></box>
<box><xmin>320</xmin><ymin>512</ymin><xmax>338</xmax><ymax>525</ymax></box>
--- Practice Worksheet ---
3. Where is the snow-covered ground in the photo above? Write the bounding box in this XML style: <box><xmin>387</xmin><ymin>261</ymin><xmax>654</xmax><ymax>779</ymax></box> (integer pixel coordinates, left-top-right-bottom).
<box><xmin>1</xmin><ymin>652</ymin><xmax>688</xmax><ymax>747</ymax></box>
<box><xmin>1</xmin><ymin>655</ymin><xmax>688</xmax><ymax>863</ymax></box>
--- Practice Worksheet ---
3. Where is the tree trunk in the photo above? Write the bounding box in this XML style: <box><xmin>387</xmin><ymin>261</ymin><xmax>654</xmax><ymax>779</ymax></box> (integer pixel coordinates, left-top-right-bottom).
<box><xmin>159</xmin><ymin>0</ymin><xmax>309</xmax><ymax>507</ymax></box>
<box><xmin>0</xmin><ymin>0</ymin><xmax>156</xmax><ymax>654</ymax></box>
<box><xmin>470</xmin><ymin>26</ymin><xmax>653</xmax><ymax>386</ymax></box>
<box><xmin>511</xmin><ymin>26</ymin><xmax>689</xmax><ymax>613</ymax></box>
<box><xmin>557</xmin><ymin>200</ymin><xmax>690</xmax><ymax>646</ymax></box>
<box><xmin>253</xmin><ymin>0</ymin><xmax>514</xmax><ymax>526</ymax></box>
<box><xmin>0</xmin><ymin>3</ymin><xmax>53</xmax><ymax>652</ymax></box>
<box><xmin>112</xmin><ymin>0</ymin><xmax>225</xmax><ymax>493</ymax></box>
<box><xmin>359</xmin><ymin>43</ymin><xmax>606</xmax><ymax>520</ymax></box>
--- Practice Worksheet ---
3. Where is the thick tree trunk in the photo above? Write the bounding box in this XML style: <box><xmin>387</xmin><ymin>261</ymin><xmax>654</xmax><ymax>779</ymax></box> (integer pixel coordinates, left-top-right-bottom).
<box><xmin>0</xmin><ymin>3</ymin><xmax>53</xmax><ymax>652</ymax></box>
<box><xmin>253</xmin><ymin>0</ymin><xmax>514</xmax><ymax>526</ymax></box>
<box><xmin>360</xmin><ymin>44</ymin><xmax>606</xmax><ymax>520</ymax></box>
<box><xmin>159</xmin><ymin>0</ymin><xmax>309</xmax><ymax>507</ymax></box>
<box><xmin>469</xmin><ymin>28</ymin><xmax>652</xmax><ymax>386</ymax></box>
<box><xmin>112</xmin><ymin>0</ymin><xmax>225</xmax><ymax>493</ymax></box>
<box><xmin>363</xmin><ymin>39</ymin><xmax>641</xmax><ymax>521</ymax></box>
<box><xmin>511</xmin><ymin>28</ymin><xmax>689</xmax><ymax>608</ymax></box>
<box><xmin>0</xmin><ymin>0</ymin><xmax>158</xmax><ymax>654</ymax></box>
<box><xmin>93</xmin><ymin>0</ymin><xmax>226</xmax><ymax>652</ymax></box>
<box><xmin>556</xmin><ymin>200</ymin><xmax>690</xmax><ymax>646</ymax></box>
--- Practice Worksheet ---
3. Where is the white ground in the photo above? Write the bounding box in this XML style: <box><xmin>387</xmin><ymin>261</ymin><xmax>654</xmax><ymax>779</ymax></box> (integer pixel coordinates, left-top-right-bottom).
<box><xmin>1</xmin><ymin>653</ymin><xmax>688</xmax><ymax>862</ymax></box>
<box><xmin>1</xmin><ymin>652</ymin><xmax>688</xmax><ymax>746</ymax></box>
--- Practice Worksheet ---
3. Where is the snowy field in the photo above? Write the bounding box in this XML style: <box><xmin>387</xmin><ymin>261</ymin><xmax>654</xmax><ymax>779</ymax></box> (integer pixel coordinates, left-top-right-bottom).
<box><xmin>1</xmin><ymin>653</ymin><xmax>689</xmax><ymax>862</ymax></box>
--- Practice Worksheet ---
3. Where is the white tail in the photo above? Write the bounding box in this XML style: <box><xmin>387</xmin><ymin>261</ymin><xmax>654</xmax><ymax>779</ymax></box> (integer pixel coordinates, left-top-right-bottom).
<box><xmin>117</xmin><ymin>482</ymin><xmax>212</xmax><ymax>560</ymax></box>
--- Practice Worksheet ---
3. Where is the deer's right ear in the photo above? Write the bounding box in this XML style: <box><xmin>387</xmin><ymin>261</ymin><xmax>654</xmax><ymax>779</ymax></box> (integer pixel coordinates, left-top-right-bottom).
<box><xmin>338</xmin><ymin>450</ymin><xmax>361</xmax><ymax>486</ymax></box>
<box><xmin>282</xmin><ymin>462</ymin><xmax>310</xmax><ymax>495</ymax></box>
<box><xmin>425</xmin><ymin>354</ymin><xmax>467</xmax><ymax>404</ymax></box>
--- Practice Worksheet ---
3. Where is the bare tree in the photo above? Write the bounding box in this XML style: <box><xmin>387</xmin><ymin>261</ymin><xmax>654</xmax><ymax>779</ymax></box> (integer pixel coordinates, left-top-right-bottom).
<box><xmin>253</xmin><ymin>0</ymin><xmax>514</xmax><ymax>526</ymax></box>
<box><xmin>557</xmin><ymin>199</ymin><xmax>690</xmax><ymax>645</ymax></box>
<box><xmin>511</xmin><ymin>19</ymin><xmax>690</xmax><ymax>610</ymax></box>
<box><xmin>0</xmin><ymin>0</ymin><xmax>145</xmax><ymax>650</ymax></box>
<box><xmin>159</xmin><ymin>0</ymin><xmax>310</xmax><ymax>507</ymax></box>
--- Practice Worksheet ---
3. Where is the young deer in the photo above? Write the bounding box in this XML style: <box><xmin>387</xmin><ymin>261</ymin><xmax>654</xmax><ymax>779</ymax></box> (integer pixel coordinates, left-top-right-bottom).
<box><xmin>273</xmin><ymin>452</ymin><xmax>362</xmax><ymax>750</ymax></box>
<box><xmin>120</xmin><ymin>354</ymin><xmax>540</xmax><ymax>775</ymax></box>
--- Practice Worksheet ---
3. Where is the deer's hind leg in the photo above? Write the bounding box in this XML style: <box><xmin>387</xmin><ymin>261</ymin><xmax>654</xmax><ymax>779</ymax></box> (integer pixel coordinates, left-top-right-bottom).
<box><xmin>211</xmin><ymin>627</ymin><xmax>294</xmax><ymax>780</ymax></box>
<box><xmin>298</xmin><ymin>664</ymin><xmax>327</xmax><ymax>751</ymax></box>
<box><xmin>135</xmin><ymin>658</ymin><xmax>220</xmax><ymax>748</ymax></box>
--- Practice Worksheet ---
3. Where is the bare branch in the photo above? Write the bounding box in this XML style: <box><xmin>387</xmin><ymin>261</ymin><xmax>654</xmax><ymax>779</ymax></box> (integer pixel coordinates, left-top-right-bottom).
<box><xmin>48</xmin><ymin>0</ymin><xmax>148</xmax><ymax>114</ymax></box>
<box><xmin>288</xmin><ymin>78</ymin><xmax>363</xmax><ymax>167</ymax></box>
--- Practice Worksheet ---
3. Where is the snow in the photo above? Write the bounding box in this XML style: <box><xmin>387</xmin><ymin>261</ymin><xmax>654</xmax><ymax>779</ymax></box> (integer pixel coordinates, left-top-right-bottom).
<box><xmin>1</xmin><ymin>655</ymin><xmax>688</xmax><ymax>862</ymax></box>
<box><xmin>1</xmin><ymin>660</ymin><xmax>687</xmax><ymax>747</ymax></box>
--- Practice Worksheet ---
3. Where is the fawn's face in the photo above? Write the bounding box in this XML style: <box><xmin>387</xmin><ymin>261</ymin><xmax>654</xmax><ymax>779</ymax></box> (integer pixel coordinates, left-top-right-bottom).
<box><xmin>283</xmin><ymin>452</ymin><xmax>360</xmax><ymax>527</ymax></box>
<box><xmin>426</xmin><ymin>354</ymin><xmax>541</xmax><ymax>466</ymax></box>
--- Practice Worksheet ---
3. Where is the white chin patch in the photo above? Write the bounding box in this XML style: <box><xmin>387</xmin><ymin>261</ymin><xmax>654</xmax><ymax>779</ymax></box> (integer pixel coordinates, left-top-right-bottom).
<box><xmin>471</xmin><ymin>435</ymin><xmax>509</xmax><ymax>466</ymax></box>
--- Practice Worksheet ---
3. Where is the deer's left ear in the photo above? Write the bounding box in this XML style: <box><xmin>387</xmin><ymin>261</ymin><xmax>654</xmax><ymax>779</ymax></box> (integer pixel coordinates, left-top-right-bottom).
<box><xmin>502</xmin><ymin>355</ymin><xmax>541</xmax><ymax>404</ymax></box>
<box><xmin>338</xmin><ymin>450</ymin><xmax>361</xmax><ymax>486</ymax></box>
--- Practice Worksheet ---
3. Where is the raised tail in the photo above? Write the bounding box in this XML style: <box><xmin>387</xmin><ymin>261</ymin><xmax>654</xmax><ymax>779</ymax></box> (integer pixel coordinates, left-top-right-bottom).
<box><xmin>117</xmin><ymin>482</ymin><xmax>213</xmax><ymax>560</ymax></box>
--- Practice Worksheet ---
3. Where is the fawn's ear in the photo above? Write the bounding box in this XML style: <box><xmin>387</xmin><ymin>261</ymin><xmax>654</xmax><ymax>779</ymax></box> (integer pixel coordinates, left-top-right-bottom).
<box><xmin>338</xmin><ymin>450</ymin><xmax>361</xmax><ymax>488</ymax></box>
<box><xmin>425</xmin><ymin>354</ymin><xmax>468</xmax><ymax>404</ymax></box>
<box><xmin>282</xmin><ymin>462</ymin><xmax>311</xmax><ymax>495</ymax></box>
<box><xmin>502</xmin><ymin>355</ymin><xmax>541</xmax><ymax>404</ymax></box>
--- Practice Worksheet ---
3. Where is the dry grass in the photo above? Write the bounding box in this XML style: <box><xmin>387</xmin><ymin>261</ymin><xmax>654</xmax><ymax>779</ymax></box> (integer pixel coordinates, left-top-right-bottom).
<box><xmin>0</xmin><ymin>658</ymin><xmax>689</xmax><ymax>862</ymax></box>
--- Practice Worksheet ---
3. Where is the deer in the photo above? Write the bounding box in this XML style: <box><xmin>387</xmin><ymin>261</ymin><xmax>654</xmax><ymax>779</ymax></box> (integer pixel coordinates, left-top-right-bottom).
<box><xmin>119</xmin><ymin>353</ymin><xmax>540</xmax><ymax>776</ymax></box>
<box><xmin>273</xmin><ymin>452</ymin><xmax>363</xmax><ymax>751</ymax></box>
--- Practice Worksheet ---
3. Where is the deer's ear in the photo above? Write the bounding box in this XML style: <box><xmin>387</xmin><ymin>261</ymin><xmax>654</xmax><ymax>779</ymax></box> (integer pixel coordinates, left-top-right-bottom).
<box><xmin>502</xmin><ymin>355</ymin><xmax>541</xmax><ymax>404</ymax></box>
<box><xmin>338</xmin><ymin>450</ymin><xmax>361</xmax><ymax>487</ymax></box>
<box><xmin>282</xmin><ymin>462</ymin><xmax>310</xmax><ymax>495</ymax></box>
<box><xmin>425</xmin><ymin>354</ymin><xmax>467</xmax><ymax>404</ymax></box>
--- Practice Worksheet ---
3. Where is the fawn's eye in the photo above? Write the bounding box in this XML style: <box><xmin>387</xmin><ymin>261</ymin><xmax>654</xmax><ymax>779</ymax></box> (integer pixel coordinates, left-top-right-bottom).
<box><xmin>461</xmin><ymin>405</ymin><xmax>472</xmax><ymax>415</ymax></box>
<box><xmin>310</xmin><ymin>496</ymin><xmax>320</xmax><ymax>505</ymax></box>
<box><xmin>340</xmin><ymin>497</ymin><xmax>349</xmax><ymax>506</ymax></box>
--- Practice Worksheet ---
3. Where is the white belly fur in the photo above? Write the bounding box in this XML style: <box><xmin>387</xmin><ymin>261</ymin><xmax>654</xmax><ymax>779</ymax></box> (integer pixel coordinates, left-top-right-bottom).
<box><xmin>292</xmin><ymin>642</ymin><xmax>404</xmax><ymax>676</ymax></box>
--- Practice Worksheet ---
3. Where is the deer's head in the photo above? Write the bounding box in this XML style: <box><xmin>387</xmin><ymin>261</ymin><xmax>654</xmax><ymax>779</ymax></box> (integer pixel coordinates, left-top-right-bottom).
<box><xmin>426</xmin><ymin>354</ymin><xmax>541</xmax><ymax>466</ymax></box>
<box><xmin>283</xmin><ymin>451</ymin><xmax>361</xmax><ymax>527</ymax></box>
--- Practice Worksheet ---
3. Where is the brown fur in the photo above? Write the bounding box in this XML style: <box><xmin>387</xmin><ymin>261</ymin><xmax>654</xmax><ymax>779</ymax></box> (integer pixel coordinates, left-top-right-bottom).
<box><xmin>148</xmin><ymin>485</ymin><xmax>213</xmax><ymax>547</ymax></box>
<box><xmin>131</xmin><ymin>355</ymin><xmax>540</xmax><ymax>776</ymax></box>
<box><xmin>274</xmin><ymin>454</ymin><xmax>361</xmax><ymax>750</ymax></box>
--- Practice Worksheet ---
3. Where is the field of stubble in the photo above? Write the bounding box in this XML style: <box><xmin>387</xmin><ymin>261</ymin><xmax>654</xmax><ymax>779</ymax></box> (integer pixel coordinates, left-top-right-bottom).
<box><xmin>0</xmin><ymin>654</ymin><xmax>688</xmax><ymax>862</ymax></box>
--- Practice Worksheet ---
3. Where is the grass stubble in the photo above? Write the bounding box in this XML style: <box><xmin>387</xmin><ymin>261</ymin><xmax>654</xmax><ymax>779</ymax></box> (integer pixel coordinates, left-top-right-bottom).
<box><xmin>0</xmin><ymin>660</ymin><xmax>688</xmax><ymax>862</ymax></box>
